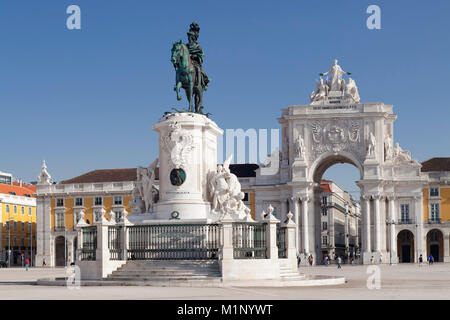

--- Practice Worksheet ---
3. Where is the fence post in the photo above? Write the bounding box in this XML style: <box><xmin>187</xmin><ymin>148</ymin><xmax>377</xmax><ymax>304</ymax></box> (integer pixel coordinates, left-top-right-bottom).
<box><xmin>220</xmin><ymin>213</ymin><xmax>234</xmax><ymax>260</ymax></box>
<box><xmin>94</xmin><ymin>208</ymin><xmax>111</xmax><ymax>271</ymax></box>
<box><xmin>264</xmin><ymin>205</ymin><xmax>280</xmax><ymax>259</ymax></box>
<box><xmin>281</xmin><ymin>211</ymin><xmax>297</xmax><ymax>268</ymax></box>
<box><xmin>75</xmin><ymin>209</ymin><xmax>88</xmax><ymax>262</ymax></box>
<box><xmin>119</xmin><ymin>209</ymin><xmax>131</xmax><ymax>261</ymax></box>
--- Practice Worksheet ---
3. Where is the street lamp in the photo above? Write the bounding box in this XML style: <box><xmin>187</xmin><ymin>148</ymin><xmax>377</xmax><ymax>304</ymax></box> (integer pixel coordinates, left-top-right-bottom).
<box><xmin>386</xmin><ymin>219</ymin><xmax>395</xmax><ymax>266</ymax></box>
<box><xmin>8</xmin><ymin>211</ymin><xmax>11</xmax><ymax>268</ymax></box>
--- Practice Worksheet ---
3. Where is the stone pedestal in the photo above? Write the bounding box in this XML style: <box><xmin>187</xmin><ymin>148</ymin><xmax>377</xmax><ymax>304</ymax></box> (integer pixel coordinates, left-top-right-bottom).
<box><xmin>150</xmin><ymin>112</ymin><xmax>223</xmax><ymax>221</ymax></box>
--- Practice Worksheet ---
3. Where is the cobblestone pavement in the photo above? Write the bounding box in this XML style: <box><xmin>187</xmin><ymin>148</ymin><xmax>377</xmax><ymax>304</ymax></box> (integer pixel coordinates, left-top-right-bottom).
<box><xmin>0</xmin><ymin>264</ymin><xmax>449</xmax><ymax>299</ymax></box>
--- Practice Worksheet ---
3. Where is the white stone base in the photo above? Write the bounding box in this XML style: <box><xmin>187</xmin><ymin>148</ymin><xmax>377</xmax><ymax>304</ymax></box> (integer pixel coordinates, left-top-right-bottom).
<box><xmin>152</xmin><ymin>200</ymin><xmax>214</xmax><ymax>221</ymax></box>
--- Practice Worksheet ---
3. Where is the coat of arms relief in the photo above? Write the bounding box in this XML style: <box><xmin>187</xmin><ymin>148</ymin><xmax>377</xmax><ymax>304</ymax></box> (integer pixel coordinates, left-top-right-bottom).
<box><xmin>309</xmin><ymin>119</ymin><xmax>365</xmax><ymax>163</ymax></box>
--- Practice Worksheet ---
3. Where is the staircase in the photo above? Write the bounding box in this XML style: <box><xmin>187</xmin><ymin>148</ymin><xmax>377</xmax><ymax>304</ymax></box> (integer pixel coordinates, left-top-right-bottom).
<box><xmin>105</xmin><ymin>260</ymin><xmax>222</xmax><ymax>286</ymax></box>
<box><xmin>279</xmin><ymin>259</ymin><xmax>305</xmax><ymax>281</ymax></box>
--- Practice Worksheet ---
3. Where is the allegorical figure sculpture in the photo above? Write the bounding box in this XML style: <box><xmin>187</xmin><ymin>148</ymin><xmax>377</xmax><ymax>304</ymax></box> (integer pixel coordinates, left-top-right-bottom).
<box><xmin>320</xmin><ymin>59</ymin><xmax>351</xmax><ymax>92</ymax></box>
<box><xmin>366</xmin><ymin>132</ymin><xmax>376</xmax><ymax>157</ymax></box>
<box><xmin>295</xmin><ymin>135</ymin><xmax>306</xmax><ymax>159</ymax></box>
<box><xmin>344</xmin><ymin>78</ymin><xmax>360</xmax><ymax>103</ymax></box>
<box><xmin>171</xmin><ymin>22</ymin><xmax>210</xmax><ymax>114</ymax></box>
<box><xmin>384</xmin><ymin>134</ymin><xmax>394</xmax><ymax>161</ymax></box>
<box><xmin>207</xmin><ymin>155</ymin><xmax>251</xmax><ymax>220</ymax></box>
<box><xmin>131</xmin><ymin>158</ymin><xmax>159</xmax><ymax>213</ymax></box>
<box><xmin>310</xmin><ymin>78</ymin><xmax>329</xmax><ymax>102</ymax></box>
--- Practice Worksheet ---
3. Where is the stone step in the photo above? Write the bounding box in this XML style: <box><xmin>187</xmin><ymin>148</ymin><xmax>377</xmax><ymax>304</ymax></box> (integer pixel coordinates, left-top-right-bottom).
<box><xmin>107</xmin><ymin>274</ymin><xmax>221</xmax><ymax>280</ymax></box>
<box><xmin>112</xmin><ymin>271</ymin><xmax>220</xmax><ymax>276</ymax></box>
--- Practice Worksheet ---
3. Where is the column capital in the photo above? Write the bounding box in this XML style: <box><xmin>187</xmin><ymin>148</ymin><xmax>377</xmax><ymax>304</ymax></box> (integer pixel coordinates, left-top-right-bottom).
<box><xmin>300</xmin><ymin>196</ymin><xmax>310</xmax><ymax>202</ymax></box>
<box><xmin>413</xmin><ymin>194</ymin><xmax>423</xmax><ymax>201</ymax></box>
<box><xmin>362</xmin><ymin>194</ymin><xmax>371</xmax><ymax>201</ymax></box>
<box><xmin>386</xmin><ymin>194</ymin><xmax>396</xmax><ymax>201</ymax></box>
<box><xmin>290</xmin><ymin>196</ymin><xmax>299</xmax><ymax>202</ymax></box>
<box><xmin>372</xmin><ymin>194</ymin><xmax>382</xmax><ymax>200</ymax></box>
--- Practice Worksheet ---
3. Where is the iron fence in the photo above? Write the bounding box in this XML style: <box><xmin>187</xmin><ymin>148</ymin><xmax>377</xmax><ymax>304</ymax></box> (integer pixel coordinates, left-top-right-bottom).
<box><xmin>127</xmin><ymin>224</ymin><xmax>221</xmax><ymax>260</ymax></box>
<box><xmin>108</xmin><ymin>225</ymin><xmax>122</xmax><ymax>260</ymax></box>
<box><xmin>277</xmin><ymin>226</ymin><xmax>287</xmax><ymax>258</ymax></box>
<box><xmin>81</xmin><ymin>226</ymin><xmax>97</xmax><ymax>261</ymax></box>
<box><xmin>232</xmin><ymin>222</ymin><xmax>267</xmax><ymax>259</ymax></box>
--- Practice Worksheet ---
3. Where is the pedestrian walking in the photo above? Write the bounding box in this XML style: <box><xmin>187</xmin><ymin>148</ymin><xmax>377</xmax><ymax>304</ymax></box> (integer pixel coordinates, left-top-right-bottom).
<box><xmin>42</xmin><ymin>258</ymin><xmax>46</xmax><ymax>267</ymax></box>
<box><xmin>25</xmin><ymin>258</ymin><xmax>29</xmax><ymax>271</ymax></box>
<box><xmin>297</xmin><ymin>252</ymin><xmax>301</xmax><ymax>269</ymax></box>
<box><xmin>337</xmin><ymin>256</ymin><xmax>342</xmax><ymax>269</ymax></box>
<box><xmin>429</xmin><ymin>255</ymin><xmax>434</xmax><ymax>265</ymax></box>
<box><xmin>351</xmin><ymin>257</ymin><xmax>355</xmax><ymax>266</ymax></box>
<box><xmin>324</xmin><ymin>256</ymin><xmax>329</xmax><ymax>266</ymax></box>
<box><xmin>419</xmin><ymin>254</ymin><xmax>423</xmax><ymax>266</ymax></box>
<box><xmin>308</xmin><ymin>254</ymin><xmax>313</xmax><ymax>266</ymax></box>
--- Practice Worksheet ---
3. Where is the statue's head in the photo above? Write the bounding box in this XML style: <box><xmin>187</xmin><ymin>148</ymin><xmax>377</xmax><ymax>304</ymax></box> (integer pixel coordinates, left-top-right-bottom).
<box><xmin>187</xmin><ymin>22</ymin><xmax>200</xmax><ymax>42</ymax></box>
<box><xmin>333</xmin><ymin>59</ymin><xmax>338</xmax><ymax>65</ymax></box>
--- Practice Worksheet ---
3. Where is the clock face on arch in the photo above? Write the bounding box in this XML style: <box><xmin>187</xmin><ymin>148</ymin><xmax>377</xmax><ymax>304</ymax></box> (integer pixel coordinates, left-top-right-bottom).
<box><xmin>170</xmin><ymin>168</ymin><xmax>186</xmax><ymax>186</ymax></box>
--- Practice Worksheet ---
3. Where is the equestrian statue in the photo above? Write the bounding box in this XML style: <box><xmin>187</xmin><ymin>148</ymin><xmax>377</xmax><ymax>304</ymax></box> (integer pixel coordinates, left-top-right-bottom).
<box><xmin>171</xmin><ymin>22</ymin><xmax>210</xmax><ymax>114</ymax></box>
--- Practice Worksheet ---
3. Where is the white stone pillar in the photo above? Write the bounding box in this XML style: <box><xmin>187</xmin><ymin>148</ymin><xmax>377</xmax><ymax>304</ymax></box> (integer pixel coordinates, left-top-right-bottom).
<box><xmin>388</xmin><ymin>196</ymin><xmax>397</xmax><ymax>263</ymax></box>
<box><xmin>280</xmin><ymin>199</ymin><xmax>287</xmax><ymax>223</ymax></box>
<box><xmin>415</xmin><ymin>195</ymin><xmax>425</xmax><ymax>261</ymax></box>
<box><xmin>264</xmin><ymin>208</ymin><xmax>280</xmax><ymax>259</ymax></box>
<box><xmin>301</xmin><ymin>196</ymin><xmax>310</xmax><ymax>255</ymax></box>
<box><xmin>444</xmin><ymin>233</ymin><xmax>450</xmax><ymax>262</ymax></box>
<box><xmin>291</xmin><ymin>197</ymin><xmax>300</xmax><ymax>253</ymax></box>
<box><xmin>362</xmin><ymin>195</ymin><xmax>371</xmax><ymax>255</ymax></box>
<box><xmin>373</xmin><ymin>195</ymin><xmax>381</xmax><ymax>253</ymax></box>
<box><xmin>281</xmin><ymin>212</ymin><xmax>298</xmax><ymax>270</ymax></box>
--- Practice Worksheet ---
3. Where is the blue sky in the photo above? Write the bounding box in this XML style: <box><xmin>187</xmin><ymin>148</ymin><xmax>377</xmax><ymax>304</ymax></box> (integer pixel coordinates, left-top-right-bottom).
<box><xmin>1</xmin><ymin>0</ymin><xmax>449</xmax><ymax>196</ymax></box>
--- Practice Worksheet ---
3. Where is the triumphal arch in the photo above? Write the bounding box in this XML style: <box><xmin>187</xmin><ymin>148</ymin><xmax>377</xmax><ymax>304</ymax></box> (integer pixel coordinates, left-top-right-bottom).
<box><xmin>254</xmin><ymin>59</ymin><xmax>427</xmax><ymax>264</ymax></box>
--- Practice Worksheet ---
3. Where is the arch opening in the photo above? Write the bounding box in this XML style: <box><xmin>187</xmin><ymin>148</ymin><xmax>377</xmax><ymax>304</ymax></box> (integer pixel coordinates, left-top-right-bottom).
<box><xmin>397</xmin><ymin>230</ymin><xmax>415</xmax><ymax>263</ymax></box>
<box><xmin>311</xmin><ymin>154</ymin><xmax>362</xmax><ymax>265</ymax></box>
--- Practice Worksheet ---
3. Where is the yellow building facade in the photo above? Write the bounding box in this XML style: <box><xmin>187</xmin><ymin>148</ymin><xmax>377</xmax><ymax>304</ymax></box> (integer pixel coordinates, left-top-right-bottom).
<box><xmin>0</xmin><ymin>183</ymin><xmax>37</xmax><ymax>266</ymax></box>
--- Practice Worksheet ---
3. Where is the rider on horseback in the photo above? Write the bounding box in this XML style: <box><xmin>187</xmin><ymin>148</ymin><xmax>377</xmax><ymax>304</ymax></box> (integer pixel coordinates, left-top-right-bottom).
<box><xmin>186</xmin><ymin>22</ymin><xmax>210</xmax><ymax>91</ymax></box>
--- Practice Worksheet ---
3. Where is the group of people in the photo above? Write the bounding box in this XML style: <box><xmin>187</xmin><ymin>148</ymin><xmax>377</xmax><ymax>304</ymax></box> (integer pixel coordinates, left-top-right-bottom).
<box><xmin>418</xmin><ymin>254</ymin><xmax>435</xmax><ymax>266</ymax></box>
<box><xmin>296</xmin><ymin>253</ymin><xmax>352</xmax><ymax>269</ymax></box>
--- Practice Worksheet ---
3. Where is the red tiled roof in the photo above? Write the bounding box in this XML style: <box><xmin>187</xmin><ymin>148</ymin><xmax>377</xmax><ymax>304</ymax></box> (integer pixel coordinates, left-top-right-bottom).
<box><xmin>421</xmin><ymin>158</ymin><xmax>450</xmax><ymax>172</ymax></box>
<box><xmin>0</xmin><ymin>183</ymin><xmax>36</xmax><ymax>198</ymax></box>
<box><xmin>61</xmin><ymin>168</ymin><xmax>143</xmax><ymax>184</ymax></box>
<box><xmin>320</xmin><ymin>179</ymin><xmax>332</xmax><ymax>193</ymax></box>
<box><xmin>12</xmin><ymin>181</ymin><xmax>36</xmax><ymax>193</ymax></box>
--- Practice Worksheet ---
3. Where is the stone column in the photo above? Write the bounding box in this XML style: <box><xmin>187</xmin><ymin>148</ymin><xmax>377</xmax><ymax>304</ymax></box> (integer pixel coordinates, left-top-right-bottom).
<box><xmin>281</xmin><ymin>212</ymin><xmax>298</xmax><ymax>270</ymax></box>
<box><xmin>301</xmin><ymin>196</ymin><xmax>310</xmax><ymax>255</ymax></box>
<box><xmin>373</xmin><ymin>195</ymin><xmax>381</xmax><ymax>253</ymax></box>
<box><xmin>444</xmin><ymin>233</ymin><xmax>450</xmax><ymax>263</ymax></box>
<box><xmin>388</xmin><ymin>196</ymin><xmax>397</xmax><ymax>263</ymax></box>
<box><xmin>291</xmin><ymin>197</ymin><xmax>300</xmax><ymax>253</ymax></box>
<box><xmin>280</xmin><ymin>198</ymin><xmax>288</xmax><ymax>223</ymax></box>
<box><xmin>362</xmin><ymin>195</ymin><xmax>371</xmax><ymax>255</ymax></box>
<box><xmin>415</xmin><ymin>195</ymin><xmax>425</xmax><ymax>261</ymax></box>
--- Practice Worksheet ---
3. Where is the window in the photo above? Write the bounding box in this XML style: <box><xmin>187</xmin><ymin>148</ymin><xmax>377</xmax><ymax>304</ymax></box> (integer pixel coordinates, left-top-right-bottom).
<box><xmin>21</xmin><ymin>222</ymin><xmax>24</xmax><ymax>232</ymax></box>
<box><xmin>322</xmin><ymin>196</ymin><xmax>327</xmax><ymax>205</ymax></box>
<box><xmin>114</xmin><ymin>196</ymin><xmax>123</xmax><ymax>205</ymax></box>
<box><xmin>430</xmin><ymin>230</ymin><xmax>440</xmax><ymax>242</ymax></box>
<box><xmin>322</xmin><ymin>222</ymin><xmax>328</xmax><ymax>231</ymax></box>
<box><xmin>431</xmin><ymin>203</ymin><xmax>440</xmax><ymax>221</ymax></box>
<box><xmin>94</xmin><ymin>197</ymin><xmax>102</xmax><ymax>206</ymax></box>
<box><xmin>5</xmin><ymin>205</ymin><xmax>9</xmax><ymax>214</ymax></box>
<box><xmin>430</xmin><ymin>188</ymin><xmax>439</xmax><ymax>197</ymax></box>
<box><xmin>28</xmin><ymin>223</ymin><xmax>32</xmax><ymax>233</ymax></box>
<box><xmin>13</xmin><ymin>222</ymin><xmax>17</xmax><ymax>232</ymax></box>
<box><xmin>13</xmin><ymin>206</ymin><xmax>17</xmax><ymax>214</ymax></box>
<box><xmin>28</xmin><ymin>207</ymin><xmax>32</xmax><ymax>216</ymax></box>
<box><xmin>400</xmin><ymin>204</ymin><xmax>409</xmax><ymax>222</ymax></box>
<box><xmin>56</xmin><ymin>198</ymin><xmax>64</xmax><ymax>207</ymax></box>
<box><xmin>114</xmin><ymin>210</ymin><xmax>123</xmax><ymax>223</ymax></box>
<box><xmin>5</xmin><ymin>221</ymin><xmax>9</xmax><ymax>231</ymax></box>
<box><xmin>75</xmin><ymin>198</ymin><xmax>83</xmax><ymax>206</ymax></box>
<box><xmin>322</xmin><ymin>208</ymin><xmax>327</xmax><ymax>216</ymax></box>
<box><xmin>56</xmin><ymin>212</ymin><xmax>65</xmax><ymax>229</ymax></box>
<box><xmin>21</xmin><ymin>207</ymin><xmax>24</xmax><ymax>215</ymax></box>
<box><xmin>13</xmin><ymin>237</ymin><xmax>17</xmax><ymax>248</ymax></box>
<box><xmin>21</xmin><ymin>238</ymin><xmax>24</xmax><ymax>248</ymax></box>
<box><xmin>322</xmin><ymin>236</ymin><xmax>328</xmax><ymax>246</ymax></box>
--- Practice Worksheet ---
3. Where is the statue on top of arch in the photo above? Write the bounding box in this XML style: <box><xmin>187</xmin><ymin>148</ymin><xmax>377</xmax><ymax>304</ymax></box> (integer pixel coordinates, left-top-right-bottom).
<box><xmin>310</xmin><ymin>59</ymin><xmax>360</xmax><ymax>104</ymax></box>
